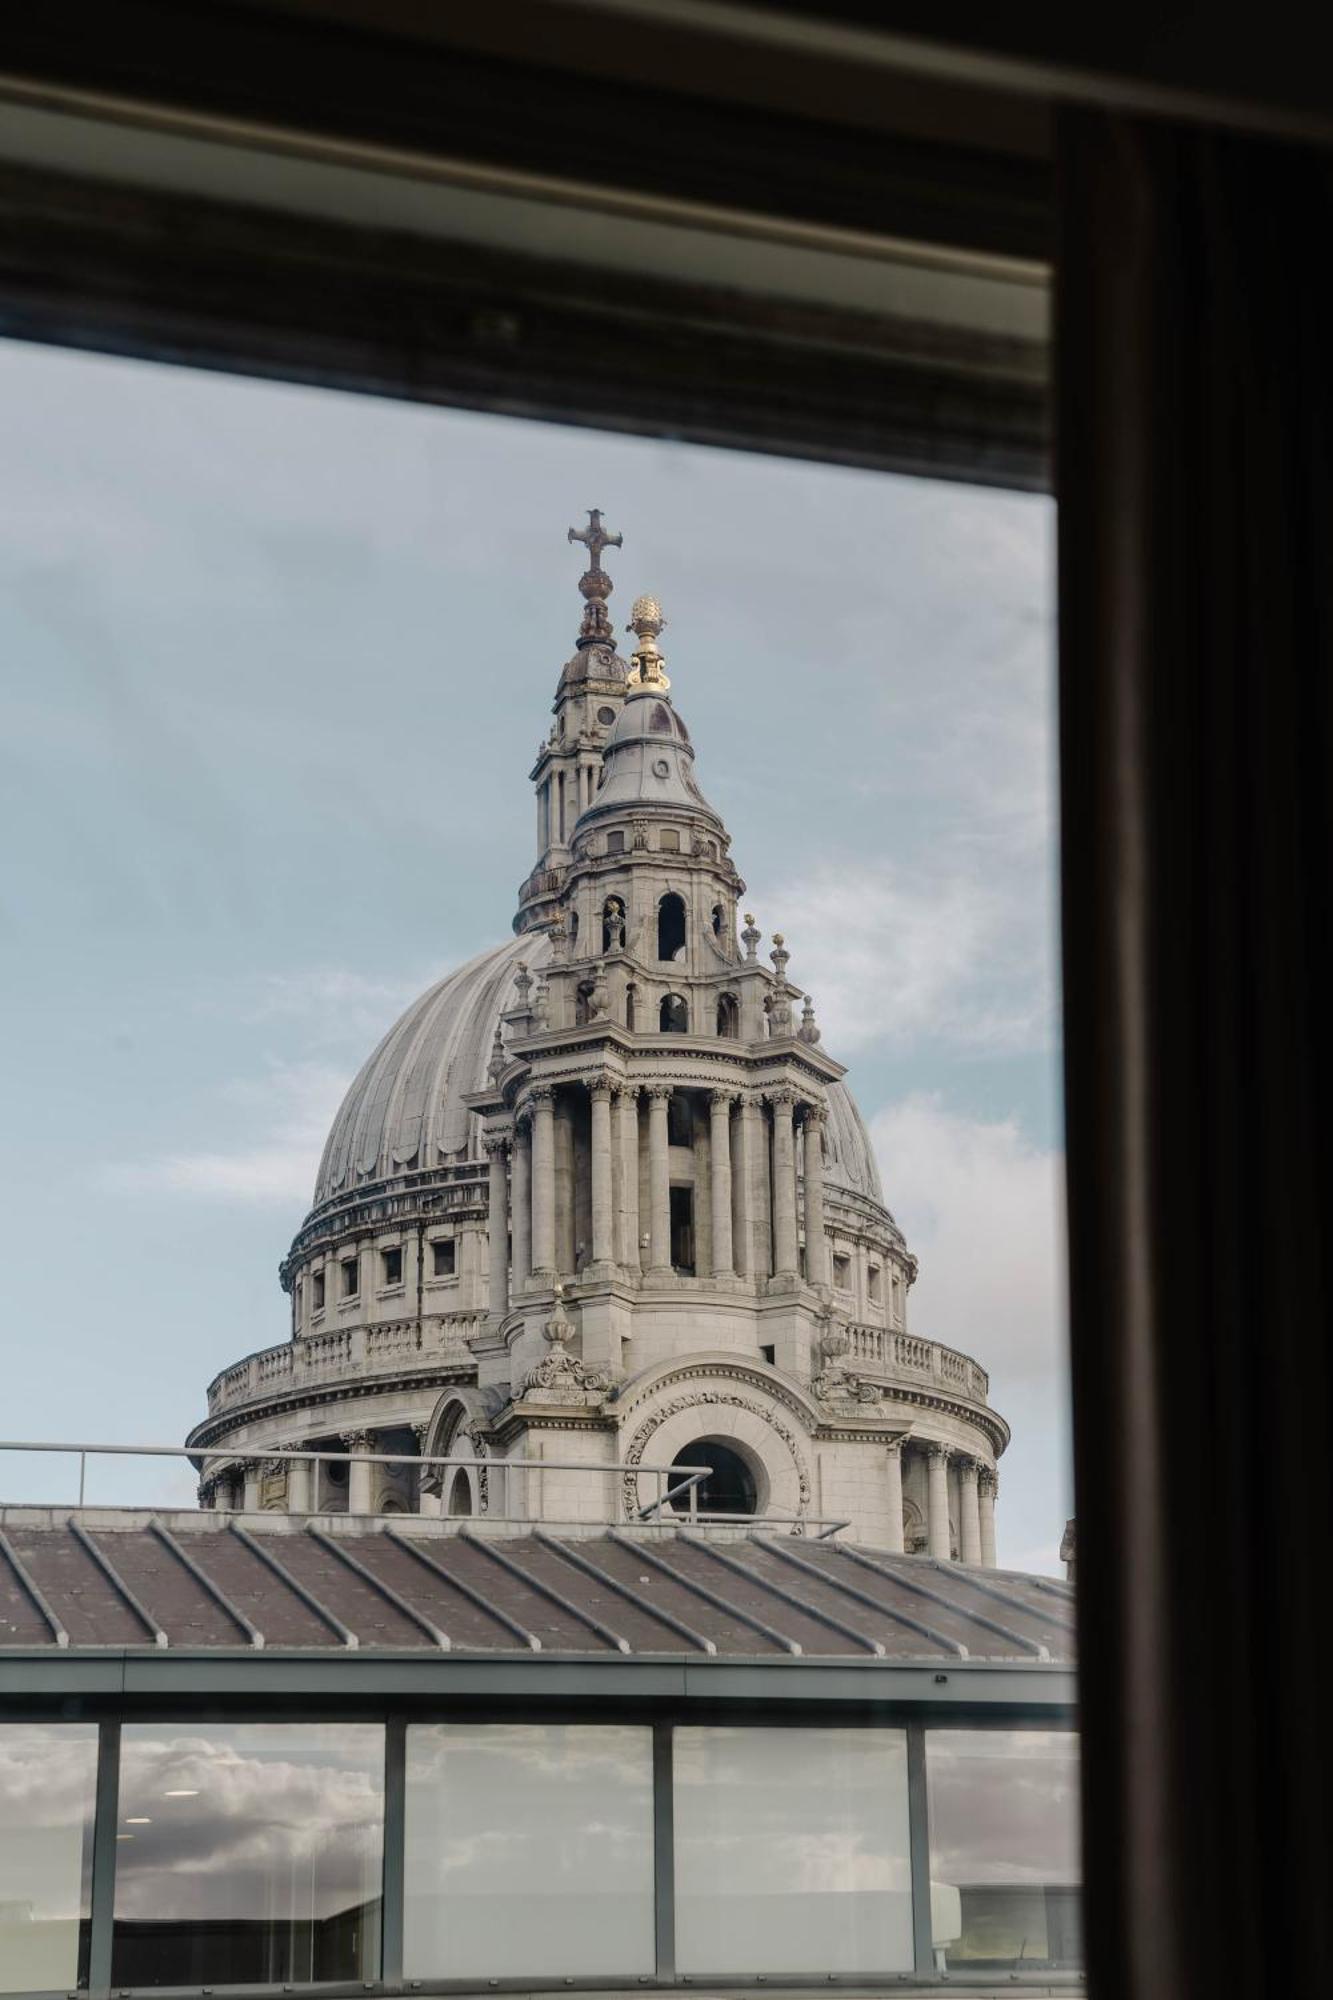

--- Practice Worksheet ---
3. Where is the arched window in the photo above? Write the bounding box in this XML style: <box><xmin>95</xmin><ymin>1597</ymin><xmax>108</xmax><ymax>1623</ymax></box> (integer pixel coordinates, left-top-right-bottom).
<box><xmin>660</xmin><ymin>993</ymin><xmax>688</xmax><ymax>1033</ymax></box>
<box><xmin>602</xmin><ymin>896</ymin><xmax>626</xmax><ymax>953</ymax></box>
<box><xmin>448</xmin><ymin>1469</ymin><xmax>473</xmax><ymax>1517</ymax></box>
<box><xmin>716</xmin><ymin>992</ymin><xmax>740</xmax><ymax>1038</ymax></box>
<box><xmin>626</xmin><ymin>983</ymin><xmax>638</xmax><ymax>1031</ymax></box>
<box><xmin>712</xmin><ymin>901</ymin><xmax>726</xmax><ymax>937</ymax></box>
<box><xmin>658</xmin><ymin>891</ymin><xmax>687</xmax><ymax>961</ymax></box>
<box><xmin>668</xmin><ymin>1440</ymin><xmax>758</xmax><ymax>1518</ymax></box>
<box><xmin>568</xmin><ymin>909</ymin><xmax>580</xmax><ymax>946</ymax></box>
<box><xmin>667</xmin><ymin>1093</ymin><xmax>693</xmax><ymax>1146</ymax></box>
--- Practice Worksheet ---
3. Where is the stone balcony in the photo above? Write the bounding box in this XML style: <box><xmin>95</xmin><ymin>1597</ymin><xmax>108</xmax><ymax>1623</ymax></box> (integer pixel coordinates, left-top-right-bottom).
<box><xmin>843</xmin><ymin>1325</ymin><xmax>991</xmax><ymax>1404</ymax></box>
<box><xmin>203</xmin><ymin>1316</ymin><xmax>480</xmax><ymax>1420</ymax></box>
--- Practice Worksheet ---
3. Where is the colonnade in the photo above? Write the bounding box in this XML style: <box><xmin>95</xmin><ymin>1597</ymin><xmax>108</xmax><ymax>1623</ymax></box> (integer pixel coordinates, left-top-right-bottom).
<box><xmin>882</xmin><ymin>1438</ymin><xmax>997</xmax><ymax>1562</ymax></box>
<box><xmin>487</xmin><ymin>1079</ymin><xmax>830</xmax><ymax>1296</ymax></box>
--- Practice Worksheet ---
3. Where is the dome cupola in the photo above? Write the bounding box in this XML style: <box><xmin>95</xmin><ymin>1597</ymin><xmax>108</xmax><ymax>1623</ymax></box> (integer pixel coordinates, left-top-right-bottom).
<box><xmin>572</xmin><ymin>596</ymin><xmax>723</xmax><ymax>837</ymax></box>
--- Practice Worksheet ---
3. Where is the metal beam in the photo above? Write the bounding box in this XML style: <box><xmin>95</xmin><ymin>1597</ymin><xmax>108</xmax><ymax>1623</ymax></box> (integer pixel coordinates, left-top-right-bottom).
<box><xmin>684</xmin><ymin>1532</ymin><xmax>885</xmax><ymax>1656</ymax></box>
<box><xmin>387</xmin><ymin>1526</ymin><xmax>542</xmax><ymax>1651</ymax></box>
<box><xmin>229</xmin><ymin>1519</ymin><xmax>357</xmax><ymax>1648</ymax></box>
<box><xmin>535</xmin><ymin>1529</ymin><xmax>717</xmax><ymax>1655</ymax></box>
<box><xmin>755</xmin><ymin>1533</ymin><xmax>969</xmax><ymax>1658</ymax></box>
<box><xmin>0</xmin><ymin>1524</ymin><xmax>68</xmax><ymax>1647</ymax></box>
<box><xmin>148</xmin><ymin>1518</ymin><xmax>264</xmax><ymax>1650</ymax></box>
<box><xmin>608</xmin><ymin>1529</ymin><xmax>802</xmax><ymax>1655</ymax></box>
<box><xmin>461</xmin><ymin>1528</ymin><xmax>632</xmax><ymax>1653</ymax></box>
<box><xmin>69</xmin><ymin>1519</ymin><xmax>167</xmax><ymax>1648</ymax></box>
<box><xmin>308</xmin><ymin>1525</ymin><xmax>451</xmax><ymax>1650</ymax></box>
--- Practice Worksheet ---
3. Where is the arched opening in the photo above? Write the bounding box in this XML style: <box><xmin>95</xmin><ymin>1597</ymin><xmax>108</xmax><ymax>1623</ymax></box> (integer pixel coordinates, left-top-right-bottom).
<box><xmin>716</xmin><ymin>992</ymin><xmax>740</xmax><ymax>1038</ymax></box>
<box><xmin>658</xmin><ymin>892</ymin><xmax>687</xmax><ymax>961</ymax></box>
<box><xmin>575</xmin><ymin>980</ymin><xmax>595</xmax><ymax>1025</ymax></box>
<box><xmin>668</xmin><ymin>1440</ymin><xmax>758</xmax><ymax>1518</ymax></box>
<box><xmin>660</xmin><ymin>992</ymin><xmax>688</xmax><ymax>1033</ymax></box>
<box><xmin>602</xmin><ymin>896</ymin><xmax>626</xmax><ymax>953</ymax></box>
<box><xmin>448</xmin><ymin>1469</ymin><xmax>474</xmax><ymax>1517</ymax></box>
<box><xmin>625</xmin><ymin>983</ymin><xmax>638</xmax><ymax>1031</ymax></box>
<box><xmin>712</xmin><ymin>901</ymin><xmax>726</xmax><ymax>937</ymax></box>
<box><xmin>568</xmin><ymin>909</ymin><xmax>580</xmax><ymax>947</ymax></box>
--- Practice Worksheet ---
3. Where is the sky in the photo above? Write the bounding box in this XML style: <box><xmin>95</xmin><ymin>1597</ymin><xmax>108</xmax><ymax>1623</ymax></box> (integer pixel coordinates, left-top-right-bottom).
<box><xmin>0</xmin><ymin>336</ymin><xmax>1066</xmax><ymax>1570</ymax></box>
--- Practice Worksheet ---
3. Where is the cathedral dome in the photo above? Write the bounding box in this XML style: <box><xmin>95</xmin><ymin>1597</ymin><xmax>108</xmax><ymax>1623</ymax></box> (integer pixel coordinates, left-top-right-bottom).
<box><xmin>311</xmin><ymin>934</ymin><xmax>887</xmax><ymax>1215</ymax></box>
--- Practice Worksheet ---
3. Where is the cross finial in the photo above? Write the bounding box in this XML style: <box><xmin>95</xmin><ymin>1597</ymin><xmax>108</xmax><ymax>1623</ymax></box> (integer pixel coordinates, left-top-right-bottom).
<box><xmin>567</xmin><ymin>507</ymin><xmax>623</xmax><ymax>646</ymax></box>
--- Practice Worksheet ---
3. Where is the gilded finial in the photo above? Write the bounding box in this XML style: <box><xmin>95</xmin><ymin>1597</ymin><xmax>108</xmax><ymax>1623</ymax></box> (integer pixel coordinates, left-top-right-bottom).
<box><xmin>626</xmin><ymin>594</ymin><xmax>670</xmax><ymax>690</ymax></box>
<box><xmin>567</xmin><ymin>508</ymin><xmax>622</xmax><ymax>648</ymax></box>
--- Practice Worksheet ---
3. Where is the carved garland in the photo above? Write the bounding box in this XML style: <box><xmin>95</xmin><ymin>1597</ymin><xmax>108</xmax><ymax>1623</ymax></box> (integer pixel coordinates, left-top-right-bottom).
<box><xmin>621</xmin><ymin>1389</ymin><xmax>812</xmax><ymax>1519</ymax></box>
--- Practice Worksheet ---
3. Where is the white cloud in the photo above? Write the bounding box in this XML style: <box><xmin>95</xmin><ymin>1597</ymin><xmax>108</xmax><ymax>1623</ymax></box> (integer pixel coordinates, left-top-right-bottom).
<box><xmin>102</xmin><ymin>1060</ymin><xmax>348</xmax><ymax>1206</ymax></box>
<box><xmin>871</xmin><ymin>1093</ymin><xmax>1066</xmax><ymax>1383</ymax></box>
<box><xmin>764</xmin><ymin>860</ymin><xmax>1055</xmax><ymax>1057</ymax></box>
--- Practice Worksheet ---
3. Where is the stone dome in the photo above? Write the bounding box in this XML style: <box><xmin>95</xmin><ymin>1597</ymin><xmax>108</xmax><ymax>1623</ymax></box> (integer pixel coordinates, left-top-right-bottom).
<box><xmin>312</xmin><ymin>934</ymin><xmax>889</xmax><ymax>1216</ymax></box>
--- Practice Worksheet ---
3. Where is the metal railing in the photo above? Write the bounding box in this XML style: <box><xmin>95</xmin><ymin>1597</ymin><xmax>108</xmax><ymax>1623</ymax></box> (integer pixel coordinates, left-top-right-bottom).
<box><xmin>0</xmin><ymin>1437</ymin><xmax>715</xmax><ymax>1527</ymax></box>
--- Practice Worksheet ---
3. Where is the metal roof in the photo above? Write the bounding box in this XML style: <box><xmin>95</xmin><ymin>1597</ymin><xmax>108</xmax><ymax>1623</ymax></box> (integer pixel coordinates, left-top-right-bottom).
<box><xmin>0</xmin><ymin>1511</ymin><xmax>1073</xmax><ymax>1664</ymax></box>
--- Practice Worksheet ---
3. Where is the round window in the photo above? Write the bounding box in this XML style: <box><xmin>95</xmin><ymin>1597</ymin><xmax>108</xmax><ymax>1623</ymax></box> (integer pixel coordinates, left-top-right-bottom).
<box><xmin>652</xmin><ymin>756</ymin><xmax>670</xmax><ymax>778</ymax></box>
<box><xmin>597</xmin><ymin>705</ymin><xmax>616</xmax><ymax>725</ymax></box>
<box><xmin>668</xmin><ymin>1441</ymin><xmax>758</xmax><ymax>1518</ymax></box>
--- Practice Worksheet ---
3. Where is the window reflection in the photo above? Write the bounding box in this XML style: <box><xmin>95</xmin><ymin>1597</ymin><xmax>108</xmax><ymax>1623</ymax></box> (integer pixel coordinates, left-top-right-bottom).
<box><xmin>0</xmin><ymin>1724</ymin><xmax>97</xmax><ymax>1995</ymax></box>
<box><xmin>926</xmin><ymin>1729</ymin><xmax>1082</xmax><ymax>1973</ymax></box>
<box><xmin>673</xmin><ymin>1726</ymin><xmax>913</xmax><ymax>1975</ymax></box>
<box><xmin>404</xmin><ymin>1723</ymin><xmax>654</xmax><ymax>1978</ymax></box>
<box><xmin>111</xmin><ymin>1724</ymin><xmax>383</xmax><ymax>1989</ymax></box>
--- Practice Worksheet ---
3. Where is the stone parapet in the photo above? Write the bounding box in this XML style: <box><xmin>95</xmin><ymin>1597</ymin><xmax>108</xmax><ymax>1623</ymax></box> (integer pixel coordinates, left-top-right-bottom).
<box><xmin>202</xmin><ymin>1315</ymin><xmax>481</xmax><ymax>1418</ymax></box>
<box><xmin>843</xmin><ymin>1324</ymin><xmax>991</xmax><ymax>1403</ymax></box>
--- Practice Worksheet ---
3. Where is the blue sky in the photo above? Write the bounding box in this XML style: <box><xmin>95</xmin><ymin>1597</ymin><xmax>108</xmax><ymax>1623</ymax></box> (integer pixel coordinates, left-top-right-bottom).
<box><xmin>0</xmin><ymin>337</ymin><xmax>1066</xmax><ymax>1568</ymax></box>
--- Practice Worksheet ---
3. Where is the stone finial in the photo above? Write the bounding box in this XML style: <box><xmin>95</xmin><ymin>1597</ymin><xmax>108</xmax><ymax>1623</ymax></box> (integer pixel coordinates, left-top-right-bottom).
<box><xmin>798</xmin><ymin>994</ymin><xmax>821</xmax><ymax>1043</ymax></box>
<box><xmin>488</xmin><ymin>1020</ymin><xmax>506</xmax><ymax>1082</ymax></box>
<box><xmin>513</xmin><ymin>961</ymin><xmax>532</xmax><ymax>1006</ymax></box>
<box><xmin>769</xmin><ymin>932</ymin><xmax>790</xmax><ymax>980</ymax></box>
<box><xmin>742</xmin><ymin>912</ymin><xmax>761</xmax><ymax>961</ymax></box>
<box><xmin>532</xmin><ymin>978</ymin><xmax>551</xmax><ymax>1029</ymax></box>
<box><xmin>626</xmin><ymin>594</ymin><xmax>671</xmax><ymax>690</ymax></box>
<box><xmin>568</xmin><ymin>508</ymin><xmax>622</xmax><ymax>647</ymax></box>
<box><xmin>590</xmin><ymin>960</ymin><xmax>611</xmax><ymax>1019</ymax></box>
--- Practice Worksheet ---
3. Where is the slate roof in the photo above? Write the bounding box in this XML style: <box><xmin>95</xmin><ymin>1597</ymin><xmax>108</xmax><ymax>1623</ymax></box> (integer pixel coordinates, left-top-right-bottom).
<box><xmin>0</xmin><ymin>1513</ymin><xmax>1074</xmax><ymax>1662</ymax></box>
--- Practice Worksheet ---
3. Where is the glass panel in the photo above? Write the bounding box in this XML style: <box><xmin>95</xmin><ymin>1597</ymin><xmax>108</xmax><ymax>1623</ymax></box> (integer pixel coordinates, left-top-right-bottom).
<box><xmin>926</xmin><ymin>1729</ymin><xmax>1082</xmax><ymax>1973</ymax></box>
<box><xmin>673</xmin><ymin>1725</ymin><xmax>912</xmax><ymax>1975</ymax></box>
<box><xmin>111</xmin><ymin>1724</ymin><xmax>383</xmax><ymax>1988</ymax></box>
<box><xmin>404</xmin><ymin>1723</ymin><xmax>654</xmax><ymax>1978</ymax></box>
<box><xmin>0</xmin><ymin>1724</ymin><xmax>97</xmax><ymax>1995</ymax></box>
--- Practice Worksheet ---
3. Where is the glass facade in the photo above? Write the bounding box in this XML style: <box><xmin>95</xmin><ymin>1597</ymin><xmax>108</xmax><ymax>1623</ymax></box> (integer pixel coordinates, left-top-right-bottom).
<box><xmin>673</xmin><ymin>1726</ymin><xmax>914</xmax><ymax>1975</ymax></box>
<box><xmin>0</xmin><ymin>1713</ymin><xmax>1080</xmax><ymax>1990</ymax></box>
<box><xmin>926</xmin><ymin>1729</ymin><xmax>1082</xmax><ymax>1973</ymax></box>
<box><xmin>404</xmin><ymin>1723</ymin><xmax>656</xmax><ymax>1978</ymax></box>
<box><xmin>110</xmin><ymin>1724</ymin><xmax>384</xmax><ymax>1988</ymax></box>
<box><xmin>0</xmin><ymin>1723</ymin><xmax>97</xmax><ymax>1996</ymax></box>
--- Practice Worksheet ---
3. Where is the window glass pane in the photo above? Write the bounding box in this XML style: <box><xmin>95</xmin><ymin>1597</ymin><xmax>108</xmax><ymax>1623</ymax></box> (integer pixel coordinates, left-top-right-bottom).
<box><xmin>0</xmin><ymin>1724</ymin><xmax>97</xmax><ymax>1995</ymax></box>
<box><xmin>404</xmin><ymin>1723</ymin><xmax>654</xmax><ymax>1978</ymax></box>
<box><xmin>926</xmin><ymin>1729</ymin><xmax>1081</xmax><ymax>1973</ymax></box>
<box><xmin>673</xmin><ymin>1725</ymin><xmax>912</xmax><ymax>1975</ymax></box>
<box><xmin>112</xmin><ymin>1724</ymin><xmax>383</xmax><ymax>1988</ymax></box>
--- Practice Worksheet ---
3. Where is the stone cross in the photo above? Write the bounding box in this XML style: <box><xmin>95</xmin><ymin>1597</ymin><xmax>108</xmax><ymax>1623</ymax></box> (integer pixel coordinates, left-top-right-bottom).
<box><xmin>568</xmin><ymin>507</ymin><xmax>622</xmax><ymax>573</ymax></box>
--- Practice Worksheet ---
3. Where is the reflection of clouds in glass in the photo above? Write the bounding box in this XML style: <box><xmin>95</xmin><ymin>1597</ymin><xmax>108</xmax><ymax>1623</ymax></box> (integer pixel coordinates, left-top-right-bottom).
<box><xmin>115</xmin><ymin>1726</ymin><xmax>383</xmax><ymax>1921</ymax></box>
<box><xmin>673</xmin><ymin>1729</ymin><xmax>913</xmax><ymax>1976</ymax></box>
<box><xmin>0</xmin><ymin>1725</ymin><xmax>97</xmax><ymax>1915</ymax></box>
<box><xmin>404</xmin><ymin>1725</ymin><xmax>656</xmax><ymax>1979</ymax></box>
<box><xmin>927</xmin><ymin>1730</ymin><xmax>1080</xmax><ymax>1887</ymax></box>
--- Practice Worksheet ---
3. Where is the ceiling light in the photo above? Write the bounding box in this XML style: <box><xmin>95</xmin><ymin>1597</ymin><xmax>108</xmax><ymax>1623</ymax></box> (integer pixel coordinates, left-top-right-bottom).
<box><xmin>125</xmin><ymin>1816</ymin><xmax>151</xmax><ymax>1825</ymax></box>
<box><xmin>163</xmin><ymin>1788</ymin><xmax>199</xmax><ymax>1797</ymax></box>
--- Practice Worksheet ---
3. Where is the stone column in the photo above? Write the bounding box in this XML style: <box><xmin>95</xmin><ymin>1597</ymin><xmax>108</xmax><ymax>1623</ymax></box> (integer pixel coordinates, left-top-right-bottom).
<box><xmin>286</xmin><ymin>1448</ymin><xmax>312</xmax><ymax>1515</ymax></box>
<box><xmin>735</xmin><ymin>1095</ymin><xmax>765</xmax><ymax>1276</ymax></box>
<box><xmin>770</xmin><ymin>1091</ymin><xmax>799</xmax><ymax>1277</ymax></box>
<box><xmin>211</xmin><ymin>1471</ymin><xmax>235</xmax><ymax>1512</ymax></box>
<box><xmin>926</xmin><ymin>1443</ymin><xmax>952</xmax><ymax>1560</ymax></box>
<box><xmin>979</xmin><ymin>1468</ymin><xmax>998</xmax><ymax>1568</ymax></box>
<box><xmin>241</xmin><ymin>1460</ymin><xmax>262</xmax><ymax>1511</ymax></box>
<box><xmin>959</xmin><ymin>1456</ymin><xmax>983</xmax><ymax>1565</ymax></box>
<box><xmin>647</xmin><ymin>1086</ymin><xmax>672</xmax><ymax>1273</ymax></box>
<box><xmin>511</xmin><ymin>1118</ymin><xmax>531</xmax><ymax>1291</ymax></box>
<box><xmin>344</xmin><ymin>1431</ymin><xmax>375</xmax><ymax>1516</ymax></box>
<box><xmin>618</xmin><ymin>1086</ymin><xmax>641</xmax><ymax>1270</ymax></box>
<box><xmin>486</xmin><ymin>1135</ymin><xmax>509</xmax><ymax>1317</ymax></box>
<box><xmin>530</xmin><ymin>1087</ymin><xmax>556</xmax><ymax>1279</ymax></box>
<box><xmin>884</xmin><ymin>1437</ymin><xmax>906</xmax><ymax>1554</ymax></box>
<box><xmin>709</xmin><ymin>1091</ymin><xmax>735</xmax><ymax>1277</ymax></box>
<box><xmin>802</xmin><ymin>1105</ymin><xmax>829</xmax><ymax>1289</ymax></box>
<box><xmin>589</xmin><ymin>1078</ymin><xmax>615</xmax><ymax>1269</ymax></box>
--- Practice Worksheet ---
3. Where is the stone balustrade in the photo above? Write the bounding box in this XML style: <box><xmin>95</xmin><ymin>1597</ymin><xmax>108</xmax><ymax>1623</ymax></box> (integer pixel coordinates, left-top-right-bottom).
<box><xmin>843</xmin><ymin>1325</ymin><xmax>990</xmax><ymax>1403</ymax></box>
<box><xmin>205</xmin><ymin>1316</ymin><xmax>480</xmax><ymax>1416</ymax></box>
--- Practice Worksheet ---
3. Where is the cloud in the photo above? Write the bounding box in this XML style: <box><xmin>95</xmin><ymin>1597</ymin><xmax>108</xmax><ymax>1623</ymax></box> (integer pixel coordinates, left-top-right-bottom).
<box><xmin>102</xmin><ymin>1060</ymin><xmax>348</xmax><ymax>1206</ymax></box>
<box><xmin>230</xmin><ymin>965</ymin><xmax>436</xmax><ymax>1046</ymax></box>
<box><xmin>764</xmin><ymin>861</ymin><xmax>1055</xmax><ymax>1057</ymax></box>
<box><xmin>870</xmin><ymin>1094</ymin><xmax>1066</xmax><ymax>1384</ymax></box>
